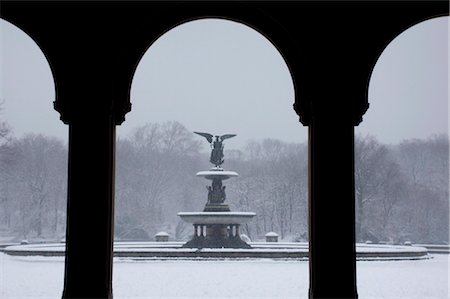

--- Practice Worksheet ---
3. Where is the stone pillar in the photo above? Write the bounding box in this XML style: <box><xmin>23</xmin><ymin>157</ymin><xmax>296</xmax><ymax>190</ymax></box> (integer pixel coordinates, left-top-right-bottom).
<box><xmin>155</xmin><ymin>232</ymin><xmax>169</xmax><ymax>242</ymax></box>
<box><xmin>265</xmin><ymin>232</ymin><xmax>279</xmax><ymax>242</ymax></box>
<box><xmin>62</xmin><ymin>115</ymin><xmax>116</xmax><ymax>299</ymax></box>
<box><xmin>194</xmin><ymin>224</ymin><xmax>198</xmax><ymax>237</ymax></box>
<box><xmin>308</xmin><ymin>116</ymin><xmax>357</xmax><ymax>298</ymax></box>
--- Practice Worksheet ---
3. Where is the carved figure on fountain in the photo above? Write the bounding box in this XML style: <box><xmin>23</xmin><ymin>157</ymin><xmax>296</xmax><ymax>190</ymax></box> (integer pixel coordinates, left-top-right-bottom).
<box><xmin>194</xmin><ymin>132</ymin><xmax>236</xmax><ymax>167</ymax></box>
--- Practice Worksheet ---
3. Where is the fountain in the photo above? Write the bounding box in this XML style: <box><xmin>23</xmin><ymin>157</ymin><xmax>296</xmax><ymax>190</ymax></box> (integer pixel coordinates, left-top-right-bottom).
<box><xmin>178</xmin><ymin>132</ymin><xmax>256</xmax><ymax>248</ymax></box>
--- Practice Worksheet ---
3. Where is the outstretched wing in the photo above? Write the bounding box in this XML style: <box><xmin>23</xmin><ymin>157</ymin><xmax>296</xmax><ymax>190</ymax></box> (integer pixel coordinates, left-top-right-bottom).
<box><xmin>220</xmin><ymin>134</ymin><xmax>236</xmax><ymax>141</ymax></box>
<box><xmin>194</xmin><ymin>132</ymin><xmax>214</xmax><ymax>143</ymax></box>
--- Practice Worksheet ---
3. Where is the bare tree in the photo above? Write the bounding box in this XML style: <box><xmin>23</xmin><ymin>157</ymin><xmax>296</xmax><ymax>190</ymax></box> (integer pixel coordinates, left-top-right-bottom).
<box><xmin>11</xmin><ymin>134</ymin><xmax>66</xmax><ymax>238</ymax></box>
<box><xmin>228</xmin><ymin>139</ymin><xmax>307</xmax><ymax>241</ymax></box>
<box><xmin>0</xmin><ymin>102</ymin><xmax>15</xmax><ymax>230</ymax></box>
<box><xmin>355</xmin><ymin>134</ymin><xmax>391</xmax><ymax>242</ymax></box>
<box><xmin>396</xmin><ymin>135</ymin><xmax>449</xmax><ymax>243</ymax></box>
<box><xmin>115</xmin><ymin>121</ymin><xmax>202</xmax><ymax>240</ymax></box>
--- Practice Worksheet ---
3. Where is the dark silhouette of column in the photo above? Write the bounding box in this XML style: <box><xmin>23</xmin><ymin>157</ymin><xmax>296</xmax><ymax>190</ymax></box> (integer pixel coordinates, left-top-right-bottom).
<box><xmin>62</xmin><ymin>114</ymin><xmax>116</xmax><ymax>298</ymax></box>
<box><xmin>308</xmin><ymin>116</ymin><xmax>357</xmax><ymax>298</ymax></box>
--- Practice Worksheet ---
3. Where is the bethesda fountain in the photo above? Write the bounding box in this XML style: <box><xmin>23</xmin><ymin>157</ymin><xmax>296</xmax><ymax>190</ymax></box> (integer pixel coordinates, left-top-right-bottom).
<box><xmin>3</xmin><ymin>133</ymin><xmax>432</xmax><ymax>258</ymax></box>
<box><xmin>178</xmin><ymin>132</ymin><xmax>256</xmax><ymax>248</ymax></box>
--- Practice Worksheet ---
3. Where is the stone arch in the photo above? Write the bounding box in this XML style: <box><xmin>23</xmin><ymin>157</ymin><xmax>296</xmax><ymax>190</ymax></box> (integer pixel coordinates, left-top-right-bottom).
<box><xmin>356</xmin><ymin>15</ymin><xmax>448</xmax><ymax>242</ymax></box>
<box><xmin>0</xmin><ymin>19</ymin><xmax>66</xmax><ymax>240</ymax></box>
<box><xmin>125</xmin><ymin>17</ymin><xmax>300</xmax><ymax>140</ymax></box>
<box><xmin>118</xmin><ymin>17</ymin><xmax>304</xmax><ymax>245</ymax></box>
<box><xmin>0</xmin><ymin>18</ymin><xmax>57</xmax><ymax>105</ymax></box>
<box><xmin>111</xmin><ymin>4</ymin><xmax>304</xmax><ymax>124</ymax></box>
<box><xmin>128</xmin><ymin>15</ymin><xmax>299</xmax><ymax>106</ymax></box>
<box><xmin>367</xmin><ymin>14</ymin><xmax>449</xmax><ymax>99</ymax></box>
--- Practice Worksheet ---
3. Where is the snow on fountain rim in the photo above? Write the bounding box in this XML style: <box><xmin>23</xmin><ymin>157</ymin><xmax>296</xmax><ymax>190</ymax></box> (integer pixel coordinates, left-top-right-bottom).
<box><xmin>196</xmin><ymin>170</ymin><xmax>239</xmax><ymax>179</ymax></box>
<box><xmin>178</xmin><ymin>212</ymin><xmax>256</xmax><ymax>216</ymax></box>
<box><xmin>178</xmin><ymin>212</ymin><xmax>256</xmax><ymax>224</ymax></box>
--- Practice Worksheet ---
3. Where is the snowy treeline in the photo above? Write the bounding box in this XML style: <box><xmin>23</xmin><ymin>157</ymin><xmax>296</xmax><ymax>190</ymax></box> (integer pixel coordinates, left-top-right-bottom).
<box><xmin>118</xmin><ymin>122</ymin><xmax>450</xmax><ymax>244</ymax></box>
<box><xmin>224</xmin><ymin>140</ymin><xmax>308</xmax><ymax>241</ymax></box>
<box><xmin>115</xmin><ymin>121</ymin><xmax>205</xmax><ymax>241</ymax></box>
<box><xmin>0</xmin><ymin>132</ymin><xmax>67</xmax><ymax>240</ymax></box>
<box><xmin>355</xmin><ymin>134</ymin><xmax>449</xmax><ymax>244</ymax></box>
<box><xmin>0</xmin><ymin>119</ymin><xmax>448</xmax><ymax>244</ymax></box>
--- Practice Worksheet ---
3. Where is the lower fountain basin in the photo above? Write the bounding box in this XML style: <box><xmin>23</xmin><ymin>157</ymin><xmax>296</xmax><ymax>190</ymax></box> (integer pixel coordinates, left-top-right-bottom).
<box><xmin>178</xmin><ymin>212</ymin><xmax>256</xmax><ymax>224</ymax></box>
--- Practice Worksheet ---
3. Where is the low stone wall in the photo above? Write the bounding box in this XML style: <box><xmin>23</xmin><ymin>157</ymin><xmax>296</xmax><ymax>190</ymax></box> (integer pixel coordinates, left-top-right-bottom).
<box><xmin>0</xmin><ymin>243</ymin><xmax>19</xmax><ymax>251</ymax></box>
<box><xmin>414</xmin><ymin>244</ymin><xmax>450</xmax><ymax>254</ymax></box>
<box><xmin>2</xmin><ymin>241</ymin><xmax>434</xmax><ymax>260</ymax></box>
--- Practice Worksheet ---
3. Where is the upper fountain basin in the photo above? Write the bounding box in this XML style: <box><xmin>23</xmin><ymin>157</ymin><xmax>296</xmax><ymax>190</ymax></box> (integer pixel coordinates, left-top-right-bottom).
<box><xmin>196</xmin><ymin>170</ymin><xmax>239</xmax><ymax>180</ymax></box>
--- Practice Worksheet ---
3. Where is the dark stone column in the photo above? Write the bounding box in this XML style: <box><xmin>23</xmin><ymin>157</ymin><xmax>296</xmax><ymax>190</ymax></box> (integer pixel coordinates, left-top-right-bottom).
<box><xmin>62</xmin><ymin>114</ymin><xmax>116</xmax><ymax>299</ymax></box>
<box><xmin>308</xmin><ymin>116</ymin><xmax>357</xmax><ymax>298</ymax></box>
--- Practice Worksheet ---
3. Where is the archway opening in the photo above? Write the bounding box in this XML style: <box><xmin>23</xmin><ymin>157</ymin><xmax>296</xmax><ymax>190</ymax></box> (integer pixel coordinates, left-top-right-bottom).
<box><xmin>0</xmin><ymin>18</ymin><xmax>67</xmax><ymax>297</ymax></box>
<box><xmin>114</xmin><ymin>18</ymin><xmax>308</xmax><ymax>298</ymax></box>
<box><xmin>356</xmin><ymin>16</ymin><xmax>449</xmax><ymax>299</ymax></box>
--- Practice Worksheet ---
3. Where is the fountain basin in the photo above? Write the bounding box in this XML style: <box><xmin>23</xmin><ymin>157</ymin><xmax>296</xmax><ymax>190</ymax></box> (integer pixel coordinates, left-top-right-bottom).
<box><xmin>2</xmin><ymin>242</ymin><xmax>431</xmax><ymax>260</ymax></box>
<box><xmin>178</xmin><ymin>212</ymin><xmax>255</xmax><ymax>224</ymax></box>
<box><xmin>196</xmin><ymin>170</ymin><xmax>238</xmax><ymax>180</ymax></box>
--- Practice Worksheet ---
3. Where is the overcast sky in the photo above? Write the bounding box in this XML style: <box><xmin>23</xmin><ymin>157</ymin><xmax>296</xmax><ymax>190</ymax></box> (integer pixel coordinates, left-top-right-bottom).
<box><xmin>0</xmin><ymin>17</ymin><xmax>448</xmax><ymax>150</ymax></box>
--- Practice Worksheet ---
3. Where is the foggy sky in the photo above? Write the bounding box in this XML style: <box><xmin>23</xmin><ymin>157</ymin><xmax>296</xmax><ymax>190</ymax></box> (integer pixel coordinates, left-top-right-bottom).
<box><xmin>0</xmin><ymin>17</ymin><xmax>448</xmax><ymax>150</ymax></box>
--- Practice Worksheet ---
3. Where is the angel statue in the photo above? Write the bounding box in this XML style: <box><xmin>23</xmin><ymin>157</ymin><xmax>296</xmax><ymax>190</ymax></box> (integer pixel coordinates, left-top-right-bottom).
<box><xmin>194</xmin><ymin>132</ymin><xmax>236</xmax><ymax>167</ymax></box>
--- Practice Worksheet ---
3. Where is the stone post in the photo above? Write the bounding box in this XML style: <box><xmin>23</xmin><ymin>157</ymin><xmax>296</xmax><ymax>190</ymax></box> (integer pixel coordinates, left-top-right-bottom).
<box><xmin>62</xmin><ymin>115</ymin><xmax>116</xmax><ymax>299</ymax></box>
<box><xmin>307</xmin><ymin>116</ymin><xmax>357</xmax><ymax>298</ymax></box>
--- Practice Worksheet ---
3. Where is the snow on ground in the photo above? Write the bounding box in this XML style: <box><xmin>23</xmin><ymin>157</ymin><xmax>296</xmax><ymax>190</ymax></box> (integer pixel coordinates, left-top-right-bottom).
<box><xmin>0</xmin><ymin>253</ymin><xmax>448</xmax><ymax>298</ymax></box>
<box><xmin>112</xmin><ymin>259</ymin><xmax>308</xmax><ymax>299</ymax></box>
<box><xmin>357</xmin><ymin>255</ymin><xmax>449</xmax><ymax>299</ymax></box>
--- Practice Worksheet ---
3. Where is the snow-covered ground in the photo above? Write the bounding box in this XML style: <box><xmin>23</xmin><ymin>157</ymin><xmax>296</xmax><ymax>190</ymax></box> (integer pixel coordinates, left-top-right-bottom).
<box><xmin>0</xmin><ymin>253</ymin><xmax>448</xmax><ymax>298</ymax></box>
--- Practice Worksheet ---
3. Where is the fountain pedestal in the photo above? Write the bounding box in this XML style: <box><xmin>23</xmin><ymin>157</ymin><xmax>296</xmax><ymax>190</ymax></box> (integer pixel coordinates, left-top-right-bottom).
<box><xmin>178</xmin><ymin>133</ymin><xmax>256</xmax><ymax>248</ymax></box>
<box><xmin>178</xmin><ymin>211</ymin><xmax>256</xmax><ymax>248</ymax></box>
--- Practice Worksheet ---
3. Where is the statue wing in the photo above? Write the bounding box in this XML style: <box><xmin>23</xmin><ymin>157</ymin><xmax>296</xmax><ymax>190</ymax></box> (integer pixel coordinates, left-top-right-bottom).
<box><xmin>220</xmin><ymin>134</ymin><xmax>237</xmax><ymax>141</ymax></box>
<box><xmin>194</xmin><ymin>132</ymin><xmax>214</xmax><ymax>143</ymax></box>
